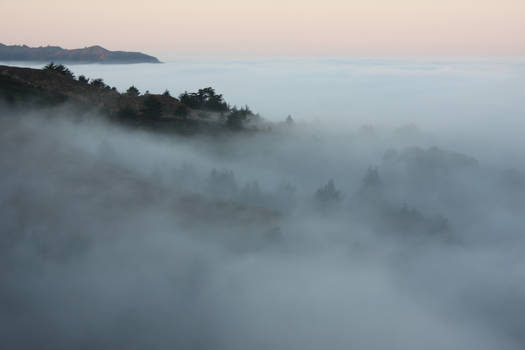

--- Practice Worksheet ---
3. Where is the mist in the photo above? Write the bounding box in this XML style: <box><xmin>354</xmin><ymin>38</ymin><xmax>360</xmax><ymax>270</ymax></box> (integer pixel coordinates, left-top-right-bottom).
<box><xmin>5</xmin><ymin>57</ymin><xmax>523</xmax><ymax>155</ymax></box>
<box><xmin>1</xmin><ymin>58</ymin><xmax>525</xmax><ymax>349</ymax></box>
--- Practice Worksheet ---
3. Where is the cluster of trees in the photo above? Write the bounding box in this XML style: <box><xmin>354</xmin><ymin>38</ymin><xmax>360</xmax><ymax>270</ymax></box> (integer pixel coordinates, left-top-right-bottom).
<box><xmin>173</xmin><ymin>162</ymin><xmax>450</xmax><ymax>239</ymax></box>
<box><xmin>190</xmin><ymin>148</ymin><xmax>456</xmax><ymax>239</ymax></box>
<box><xmin>205</xmin><ymin>169</ymin><xmax>296</xmax><ymax>211</ymax></box>
<box><xmin>118</xmin><ymin>85</ymin><xmax>253</xmax><ymax>123</ymax></box>
<box><xmin>141</xmin><ymin>95</ymin><xmax>163</xmax><ymax>119</ymax></box>
<box><xmin>89</xmin><ymin>78</ymin><xmax>114</xmax><ymax>91</ymax></box>
<box><xmin>179</xmin><ymin>87</ymin><xmax>258</xmax><ymax>129</ymax></box>
<box><xmin>179</xmin><ymin>87</ymin><xmax>228</xmax><ymax>112</ymax></box>
<box><xmin>43</xmin><ymin>62</ymin><xmax>121</xmax><ymax>92</ymax></box>
<box><xmin>43</xmin><ymin>62</ymin><xmax>74</xmax><ymax>79</ymax></box>
<box><xmin>41</xmin><ymin>63</ymin><xmax>257</xmax><ymax>128</ymax></box>
<box><xmin>43</xmin><ymin>63</ymin><xmax>116</xmax><ymax>92</ymax></box>
<box><xmin>314</xmin><ymin>180</ymin><xmax>342</xmax><ymax>210</ymax></box>
<box><xmin>225</xmin><ymin>105</ymin><xmax>254</xmax><ymax>130</ymax></box>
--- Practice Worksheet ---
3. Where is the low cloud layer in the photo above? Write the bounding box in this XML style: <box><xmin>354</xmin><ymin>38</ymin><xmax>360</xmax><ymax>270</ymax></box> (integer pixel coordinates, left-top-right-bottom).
<box><xmin>1</xmin><ymin>101</ymin><xmax>525</xmax><ymax>349</ymax></box>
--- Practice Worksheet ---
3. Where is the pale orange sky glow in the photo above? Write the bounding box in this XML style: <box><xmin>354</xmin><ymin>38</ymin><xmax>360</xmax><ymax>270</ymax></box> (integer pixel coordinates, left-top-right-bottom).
<box><xmin>1</xmin><ymin>0</ymin><xmax>524</xmax><ymax>57</ymax></box>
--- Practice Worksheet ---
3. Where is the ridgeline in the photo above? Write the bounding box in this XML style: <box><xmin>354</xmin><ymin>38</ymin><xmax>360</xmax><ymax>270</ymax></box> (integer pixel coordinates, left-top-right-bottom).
<box><xmin>0</xmin><ymin>63</ymin><xmax>265</xmax><ymax>134</ymax></box>
<box><xmin>0</xmin><ymin>43</ymin><xmax>160</xmax><ymax>64</ymax></box>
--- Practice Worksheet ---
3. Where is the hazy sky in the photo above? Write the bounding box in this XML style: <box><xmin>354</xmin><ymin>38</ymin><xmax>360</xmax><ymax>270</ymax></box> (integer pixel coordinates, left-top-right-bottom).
<box><xmin>1</xmin><ymin>0</ymin><xmax>524</xmax><ymax>56</ymax></box>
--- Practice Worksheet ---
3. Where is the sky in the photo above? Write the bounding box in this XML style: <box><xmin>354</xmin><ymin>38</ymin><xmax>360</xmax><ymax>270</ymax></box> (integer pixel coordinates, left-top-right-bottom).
<box><xmin>1</xmin><ymin>0</ymin><xmax>524</xmax><ymax>57</ymax></box>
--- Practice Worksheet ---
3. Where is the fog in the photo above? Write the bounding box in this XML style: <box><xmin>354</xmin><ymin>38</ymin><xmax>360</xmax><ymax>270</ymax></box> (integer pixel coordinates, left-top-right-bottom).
<box><xmin>1</xmin><ymin>59</ymin><xmax>525</xmax><ymax>349</ymax></box>
<box><xmin>5</xmin><ymin>57</ymin><xmax>523</xmax><ymax>156</ymax></box>
<box><xmin>4</xmin><ymin>58</ymin><xmax>524</xmax><ymax>124</ymax></box>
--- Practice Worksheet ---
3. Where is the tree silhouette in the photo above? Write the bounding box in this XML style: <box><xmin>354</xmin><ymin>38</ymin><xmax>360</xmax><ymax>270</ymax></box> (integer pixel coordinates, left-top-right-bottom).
<box><xmin>387</xmin><ymin>202</ymin><xmax>450</xmax><ymax>237</ymax></box>
<box><xmin>77</xmin><ymin>75</ymin><xmax>88</xmax><ymax>83</ymax></box>
<box><xmin>43</xmin><ymin>62</ymin><xmax>74</xmax><ymax>79</ymax></box>
<box><xmin>354</xmin><ymin>167</ymin><xmax>385</xmax><ymax>210</ymax></box>
<box><xmin>179</xmin><ymin>87</ymin><xmax>228</xmax><ymax>112</ymax></box>
<box><xmin>314</xmin><ymin>179</ymin><xmax>342</xmax><ymax>210</ymax></box>
<box><xmin>126</xmin><ymin>86</ymin><xmax>140</xmax><ymax>96</ymax></box>
<box><xmin>90</xmin><ymin>78</ymin><xmax>106</xmax><ymax>89</ymax></box>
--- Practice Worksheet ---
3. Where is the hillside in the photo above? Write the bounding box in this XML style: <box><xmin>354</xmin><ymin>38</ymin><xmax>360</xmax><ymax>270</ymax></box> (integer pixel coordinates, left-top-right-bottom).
<box><xmin>0</xmin><ymin>64</ymin><xmax>262</xmax><ymax>133</ymax></box>
<box><xmin>0</xmin><ymin>43</ymin><xmax>160</xmax><ymax>64</ymax></box>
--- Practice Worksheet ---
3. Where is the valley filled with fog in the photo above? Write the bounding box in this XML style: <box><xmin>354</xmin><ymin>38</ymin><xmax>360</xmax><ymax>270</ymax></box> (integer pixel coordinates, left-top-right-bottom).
<box><xmin>1</xmin><ymin>58</ymin><xmax>525</xmax><ymax>349</ymax></box>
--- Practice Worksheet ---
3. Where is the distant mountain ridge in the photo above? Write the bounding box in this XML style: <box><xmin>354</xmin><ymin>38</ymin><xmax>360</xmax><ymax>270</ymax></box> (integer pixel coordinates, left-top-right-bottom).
<box><xmin>0</xmin><ymin>43</ymin><xmax>161</xmax><ymax>64</ymax></box>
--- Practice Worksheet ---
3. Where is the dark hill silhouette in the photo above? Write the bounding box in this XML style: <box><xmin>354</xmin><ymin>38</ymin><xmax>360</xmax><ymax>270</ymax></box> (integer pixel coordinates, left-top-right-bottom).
<box><xmin>0</xmin><ymin>43</ymin><xmax>160</xmax><ymax>64</ymax></box>
<box><xmin>0</xmin><ymin>64</ymin><xmax>264</xmax><ymax>134</ymax></box>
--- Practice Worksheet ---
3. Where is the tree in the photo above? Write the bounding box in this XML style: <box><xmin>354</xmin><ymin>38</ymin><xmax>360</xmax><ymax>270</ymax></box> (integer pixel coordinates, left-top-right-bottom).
<box><xmin>78</xmin><ymin>75</ymin><xmax>88</xmax><ymax>83</ymax></box>
<box><xmin>126</xmin><ymin>85</ymin><xmax>140</xmax><ymax>96</ymax></box>
<box><xmin>286</xmin><ymin>115</ymin><xmax>294</xmax><ymax>125</ymax></box>
<box><xmin>356</xmin><ymin>167</ymin><xmax>383</xmax><ymax>204</ymax></box>
<box><xmin>90</xmin><ymin>78</ymin><xmax>106</xmax><ymax>89</ymax></box>
<box><xmin>43</xmin><ymin>62</ymin><xmax>55</xmax><ymax>70</ymax></box>
<box><xmin>162</xmin><ymin>89</ymin><xmax>171</xmax><ymax>97</ymax></box>
<box><xmin>43</xmin><ymin>62</ymin><xmax>74</xmax><ymax>79</ymax></box>
<box><xmin>315</xmin><ymin>179</ymin><xmax>343</xmax><ymax>208</ymax></box>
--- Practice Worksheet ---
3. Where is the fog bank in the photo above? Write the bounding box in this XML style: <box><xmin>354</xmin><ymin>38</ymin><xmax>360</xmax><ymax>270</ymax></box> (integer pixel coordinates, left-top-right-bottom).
<box><xmin>1</xmin><ymin>105</ymin><xmax>525</xmax><ymax>349</ymax></box>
